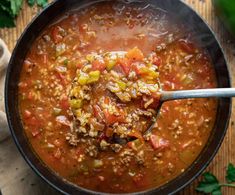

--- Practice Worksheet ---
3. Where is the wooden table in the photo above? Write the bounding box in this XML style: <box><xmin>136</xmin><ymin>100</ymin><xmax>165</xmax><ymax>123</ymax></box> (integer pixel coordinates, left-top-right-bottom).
<box><xmin>0</xmin><ymin>0</ymin><xmax>235</xmax><ymax>194</ymax></box>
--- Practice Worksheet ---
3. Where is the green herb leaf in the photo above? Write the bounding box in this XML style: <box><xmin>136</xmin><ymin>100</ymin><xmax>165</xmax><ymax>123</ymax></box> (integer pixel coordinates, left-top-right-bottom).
<box><xmin>10</xmin><ymin>0</ymin><xmax>23</xmax><ymax>16</ymax></box>
<box><xmin>0</xmin><ymin>1</ymin><xmax>12</xmax><ymax>15</ymax></box>
<box><xmin>196</xmin><ymin>172</ymin><xmax>221</xmax><ymax>194</ymax></box>
<box><xmin>226</xmin><ymin>163</ymin><xmax>235</xmax><ymax>183</ymax></box>
<box><xmin>28</xmin><ymin>0</ymin><xmax>36</xmax><ymax>7</ymax></box>
<box><xmin>0</xmin><ymin>0</ymin><xmax>47</xmax><ymax>29</ymax></box>
<box><xmin>0</xmin><ymin>7</ymin><xmax>15</xmax><ymax>28</ymax></box>
<box><xmin>212</xmin><ymin>189</ymin><xmax>222</xmax><ymax>195</ymax></box>
<box><xmin>36</xmin><ymin>0</ymin><xmax>48</xmax><ymax>8</ymax></box>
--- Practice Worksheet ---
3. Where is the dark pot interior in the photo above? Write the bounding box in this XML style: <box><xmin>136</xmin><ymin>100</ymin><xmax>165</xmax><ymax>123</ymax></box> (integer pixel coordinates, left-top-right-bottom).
<box><xmin>5</xmin><ymin>0</ymin><xmax>231</xmax><ymax>194</ymax></box>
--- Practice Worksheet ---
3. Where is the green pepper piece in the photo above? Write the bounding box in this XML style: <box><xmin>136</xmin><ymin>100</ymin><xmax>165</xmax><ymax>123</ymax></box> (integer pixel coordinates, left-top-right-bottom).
<box><xmin>86</xmin><ymin>54</ymin><xmax>95</xmax><ymax>63</ymax></box>
<box><xmin>63</xmin><ymin>59</ymin><xmax>69</xmax><ymax>66</ymax></box>
<box><xmin>106</xmin><ymin>59</ymin><xmax>116</xmax><ymax>70</ymax></box>
<box><xmin>117</xmin><ymin>80</ymin><xmax>127</xmax><ymax>90</ymax></box>
<box><xmin>87</xmin><ymin>70</ymin><xmax>100</xmax><ymax>84</ymax></box>
<box><xmin>139</xmin><ymin>67</ymin><xmax>159</xmax><ymax>79</ymax></box>
<box><xmin>69</xmin><ymin>99</ymin><xmax>83</xmax><ymax>109</ymax></box>
<box><xmin>212</xmin><ymin>0</ymin><xmax>235</xmax><ymax>36</ymax></box>
<box><xmin>78</xmin><ymin>74</ymin><xmax>89</xmax><ymax>85</ymax></box>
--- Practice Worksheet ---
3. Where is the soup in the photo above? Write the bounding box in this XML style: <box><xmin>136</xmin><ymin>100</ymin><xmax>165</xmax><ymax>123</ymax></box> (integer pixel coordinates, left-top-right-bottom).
<box><xmin>18</xmin><ymin>2</ymin><xmax>217</xmax><ymax>193</ymax></box>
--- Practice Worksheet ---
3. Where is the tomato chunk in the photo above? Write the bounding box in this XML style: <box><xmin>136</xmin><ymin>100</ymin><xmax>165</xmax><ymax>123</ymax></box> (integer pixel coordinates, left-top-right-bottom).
<box><xmin>152</xmin><ymin>55</ymin><xmax>162</xmax><ymax>66</ymax></box>
<box><xmin>126</xmin><ymin>47</ymin><xmax>144</xmax><ymax>61</ymax></box>
<box><xmin>149</xmin><ymin>134</ymin><xmax>169</xmax><ymax>150</ymax></box>
<box><xmin>117</xmin><ymin>57</ymin><xmax>131</xmax><ymax>75</ymax></box>
<box><xmin>93</xmin><ymin>105</ymin><xmax>104</xmax><ymax>122</ymax></box>
<box><xmin>92</xmin><ymin>59</ymin><xmax>106</xmax><ymax>71</ymax></box>
<box><xmin>103</xmin><ymin>109</ymin><xmax>125</xmax><ymax>125</ymax></box>
<box><xmin>60</xmin><ymin>97</ymin><xmax>69</xmax><ymax>110</ymax></box>
<box><xmin>52</xmin><ymin>26</ymin><xmax>63</xmax><ymax>43</ymax></box>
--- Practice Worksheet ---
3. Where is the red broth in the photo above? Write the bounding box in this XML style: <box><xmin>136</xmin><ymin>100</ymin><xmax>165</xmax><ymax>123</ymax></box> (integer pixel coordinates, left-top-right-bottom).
<box><xmin>18</xmin><ymin>2</ymin><xmax>217</xmax><ymax>193</ymax></box>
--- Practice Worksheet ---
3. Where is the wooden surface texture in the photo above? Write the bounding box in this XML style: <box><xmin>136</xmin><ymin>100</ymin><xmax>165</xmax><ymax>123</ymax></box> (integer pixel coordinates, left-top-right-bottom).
<box><xmin>0</xmin><ymin>0</ymin><xmax>235</xmax><ymax>194</ymax></box>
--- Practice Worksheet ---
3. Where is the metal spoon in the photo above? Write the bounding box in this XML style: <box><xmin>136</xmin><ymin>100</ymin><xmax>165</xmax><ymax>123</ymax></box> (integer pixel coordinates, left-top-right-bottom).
<box><xmin>144</xmin><ymin>88</ymin><xmax>234</xmax><ymax>135</ymax></box>
<box><xmin>107</xmin><ymin>51</ymin><xmax>234</xmax><ymax>136</ymax></box>
<box><xmin>110</xmin><ymin>88</ymin><xmax>234</xmax><ymax>144</ymax></box>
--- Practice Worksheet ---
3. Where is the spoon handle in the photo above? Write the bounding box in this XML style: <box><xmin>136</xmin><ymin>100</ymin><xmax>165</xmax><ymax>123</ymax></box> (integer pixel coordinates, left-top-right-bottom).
<box><xmin>161</xmin><ymin>88</ymin><xmax>235</xmax><ymax>102</ymax></box>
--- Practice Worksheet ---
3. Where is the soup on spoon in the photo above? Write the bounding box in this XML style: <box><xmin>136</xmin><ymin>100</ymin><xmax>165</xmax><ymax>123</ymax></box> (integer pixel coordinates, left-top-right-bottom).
<box><xmin>68</xmin><ymin>47</ymin><xmax>162</xmax><ymax>147</ymax></box>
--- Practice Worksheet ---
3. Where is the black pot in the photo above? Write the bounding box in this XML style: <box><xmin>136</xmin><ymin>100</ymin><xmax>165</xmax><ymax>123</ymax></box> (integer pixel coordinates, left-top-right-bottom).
<box><xmin>5</xmin><ymin>0</ymin><xmax>231</xmax><ymax>194</ymax></box>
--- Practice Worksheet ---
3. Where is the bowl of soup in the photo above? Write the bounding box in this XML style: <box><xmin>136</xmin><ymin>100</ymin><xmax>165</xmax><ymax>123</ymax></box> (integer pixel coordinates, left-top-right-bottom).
<box><xmin>5</xmin><ymin>0</ymin><xmax>231</xmax><ymax>194</ymax></box>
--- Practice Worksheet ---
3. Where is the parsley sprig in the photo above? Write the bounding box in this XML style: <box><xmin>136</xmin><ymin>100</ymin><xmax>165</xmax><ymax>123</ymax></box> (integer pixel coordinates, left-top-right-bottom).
<box><xmin>196</xmin><ymin>163</ymin><xmax>235</xmax><ymax>194</ymax></box>
<box><xmin>0</xmin><ymin>0</ymin><xmax>48</xmax><ymax>28</ymax></box>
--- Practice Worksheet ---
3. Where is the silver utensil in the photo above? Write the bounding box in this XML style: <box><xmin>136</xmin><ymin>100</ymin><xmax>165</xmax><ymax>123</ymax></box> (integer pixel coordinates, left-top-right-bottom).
<box><xmin>145</xmin><ymin>88</ymin><xmax>234</xmax><ymax>135</ymax></box>
<box><xmin>108</xmin><ymin>51</ymin><xmax>234</xmax><ymax>136</ymax></box>
<box><xmin>160</xmin><ymin>88</ymin><xmax>235</xmax><ymax>101</ymax></box>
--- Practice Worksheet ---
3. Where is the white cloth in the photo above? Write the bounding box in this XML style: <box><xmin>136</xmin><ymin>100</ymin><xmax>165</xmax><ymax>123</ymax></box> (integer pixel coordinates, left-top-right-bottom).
<box><xmin>0</xmin><ymin>39</ymin><xmax>11</xmax><ymax>142</ymax></box>
<box><xmin>0</xmin><ymin>39</ymin><xmax>58</xmax><ymax>195</ymax></box>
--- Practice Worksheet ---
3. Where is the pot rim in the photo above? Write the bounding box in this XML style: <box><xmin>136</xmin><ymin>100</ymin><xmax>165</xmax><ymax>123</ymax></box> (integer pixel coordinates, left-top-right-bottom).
<box><xmin>5</xmin><ymin>0</ymin><xmax>232</xmax><ymax>194</ymax></box>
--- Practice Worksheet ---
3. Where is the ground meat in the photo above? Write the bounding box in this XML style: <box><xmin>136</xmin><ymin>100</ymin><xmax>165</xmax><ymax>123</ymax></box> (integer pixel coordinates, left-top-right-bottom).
<box><xmin>66</xmin><ymin>132</ymin><xmax>79</xmax><ymax>146</ymax></box>
<box><xmin>100</xmin><ymin>140</ymin><xmax>110</xmax><ymax>150</ymax></box>
<box><xmin>135</xmin><ymin>108</ymin><xmax>153</xmax><ymax>117</ymax></box>
<box><xmin>85</xmin><ymin>144</ymin><xmax>98</xmax><ymax>157</ymax></box>
<box><xmin>111</xmin><ymin>144</ymin><xmax>123</xmax><ymax>153</ymax></box>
